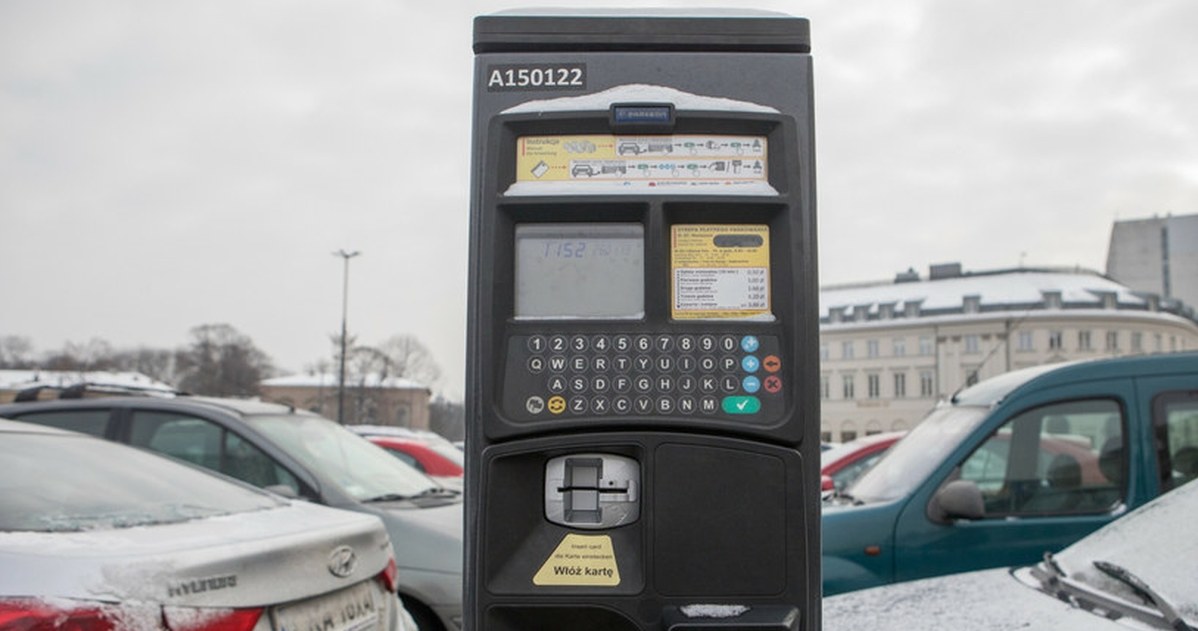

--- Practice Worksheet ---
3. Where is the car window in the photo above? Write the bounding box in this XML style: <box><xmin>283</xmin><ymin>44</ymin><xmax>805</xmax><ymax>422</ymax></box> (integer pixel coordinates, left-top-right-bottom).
<box><xmin>384</xmin><ymin>447</ymin><xmax>426</xmax><ymax>472</ymax></box>
<box><xmin>6</xmin><ymin>409</ymin><xmax>112</xmax><ymax>438</ymax></box>
<box><xmin>1</xmin><ymin>430</ymin><xmax>281</xmax><ymax>532</ymax></box>
<box><xmin>128</xmin><ymin>411</ymin><xmax>301</xmax><ymax>495</ymax></box>
<box><xmin>248</xmin><ymin>414</ymin><xmax>438</xmax><ymax>501</ymax></box>
<box><xmin>1155</xmin><ymin>390</ymin><xmax>1198</xmax><ymax>491</ymax></box>
<box><xmin>829</xmin><ymin>451</ymin><xmax>886</xmax><ymax>492</ymax></box>
<box><xmin>959</xmin><ymin>398</ymin><xmax>1124</xmax><ymax>517</ymax></box>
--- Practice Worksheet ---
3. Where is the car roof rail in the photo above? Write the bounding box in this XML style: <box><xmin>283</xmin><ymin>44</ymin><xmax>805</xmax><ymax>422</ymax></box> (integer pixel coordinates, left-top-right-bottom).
<box><xmin>12</xmin><ymin>383</ymin><xmax>188</xmax><ymax>402</ymax></box>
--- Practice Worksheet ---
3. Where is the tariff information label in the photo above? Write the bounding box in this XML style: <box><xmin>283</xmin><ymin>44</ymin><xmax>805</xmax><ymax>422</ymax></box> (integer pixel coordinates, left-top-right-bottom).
<box><xmin>672</xmin><ymin>224</ymin><xmax>772</xmax><ymax>320</ymax></box>
<box><xmin>533</xmin><ymin>533</ymin><xmax>621</xmax><ymax>587</ymax></box>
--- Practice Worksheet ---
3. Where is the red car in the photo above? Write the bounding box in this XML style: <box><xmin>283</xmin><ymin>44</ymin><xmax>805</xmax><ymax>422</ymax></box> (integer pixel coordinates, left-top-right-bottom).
<box><xmin>821</xmin><ymin>431</ymin><xmax>906</xmax><ymax>495</ymax></box>
<box><xmin>366</xmin><ymin>435</ymin><xmax>465</xmax><ymax>489</ymax></box>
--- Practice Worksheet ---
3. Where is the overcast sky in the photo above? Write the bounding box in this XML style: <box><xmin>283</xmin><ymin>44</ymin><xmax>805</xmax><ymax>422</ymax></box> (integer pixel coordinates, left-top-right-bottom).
<box><xmin>3</xmin><ymin>0</ymin><xmax>1197</xmax><ymax>399</ymax></box>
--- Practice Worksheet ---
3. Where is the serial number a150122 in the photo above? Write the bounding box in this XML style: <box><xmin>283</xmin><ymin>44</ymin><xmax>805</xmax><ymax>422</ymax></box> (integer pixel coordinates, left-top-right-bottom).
<box><xmin>485</xmin><ymin>64</ymin><xmax>586</xmax><ymax>92</ymax></box>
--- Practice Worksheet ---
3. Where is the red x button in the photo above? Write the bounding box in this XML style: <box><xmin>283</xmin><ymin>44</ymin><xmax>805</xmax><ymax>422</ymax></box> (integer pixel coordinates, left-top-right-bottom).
<box><xmin>763</xmin><ymin>375</ymin><xmax>783</xmax><ymax>394</ymax></box>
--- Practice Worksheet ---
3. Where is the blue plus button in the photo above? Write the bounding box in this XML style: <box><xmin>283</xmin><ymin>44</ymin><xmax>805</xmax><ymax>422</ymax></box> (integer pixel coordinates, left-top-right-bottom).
<box><xmin>740</xmin><ymin>335</ymin><xmax>760</xmax><ymax>353</ymax></box>
<box><xmin>741</xmin><ymin>355</ymin><xmax>760</xmax><ymax>373</ymax></box>
<box><xmin>742</xmin><ymin>375</ymin><xmax>761</xmax><ymax>393</ymax></box>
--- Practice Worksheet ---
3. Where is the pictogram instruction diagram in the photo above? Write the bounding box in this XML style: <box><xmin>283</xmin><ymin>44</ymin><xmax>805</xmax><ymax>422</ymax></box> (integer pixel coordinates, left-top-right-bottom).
<box><xmin>511</xmin><ymin>134</ymin><xmax>771</xmax><ymax>195</ymax></box>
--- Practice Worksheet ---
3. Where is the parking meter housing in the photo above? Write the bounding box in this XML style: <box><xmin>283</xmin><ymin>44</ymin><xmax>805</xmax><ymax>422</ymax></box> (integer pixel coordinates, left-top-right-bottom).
<box><xmin>466</xmin><ymin>11</ymin><xmax>819</xmax><ymax>631</ymax></box>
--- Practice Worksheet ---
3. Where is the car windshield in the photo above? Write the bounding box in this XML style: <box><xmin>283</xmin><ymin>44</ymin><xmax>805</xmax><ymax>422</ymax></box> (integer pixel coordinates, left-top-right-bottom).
<box><xmin>247</xmin><ymin>414</ymin><xmax>439</xmax><ymax>501</ymax></box>
<box><xmin>1046</xmin><ymin>478</ymin><xmax>1198</xmax><ymax>621</ymax></box>
<box><xmin>0</xmin><ymin>429</ymin><xmax>281</xmax><ymax>532</ymax></box>
<box><xmin>847</xmin><ymin>404</ymin><xmax>989</xmax><ymax>503</ymax></box>
<box><xmin>427</xmin><ymin>440</ymin><xmax>465</xmax><ymax>468</ymax></box>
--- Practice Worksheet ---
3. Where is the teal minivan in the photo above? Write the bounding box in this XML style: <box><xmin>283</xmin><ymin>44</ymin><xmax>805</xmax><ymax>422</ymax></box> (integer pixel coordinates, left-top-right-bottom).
<box><xmin>822</xmin><ymin>352</ymin><xmax>1198</xmax><ymax>596</ymax></box>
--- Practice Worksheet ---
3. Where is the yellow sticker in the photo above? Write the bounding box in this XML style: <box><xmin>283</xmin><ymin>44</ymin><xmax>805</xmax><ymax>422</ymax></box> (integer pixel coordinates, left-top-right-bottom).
<box><xmin>533</xmin><ymin>533</ymin><xmax>620</xmax><ymax>587</ymax></box>
<box><xmin>514</xmin><ymin>134</ymin><xmax>768</xmax><ymax>188</ymax></box>
<box><xmin>671</xmin><ymin>224</ymin><xmax>772</xmax><ymax>320</ymax></box>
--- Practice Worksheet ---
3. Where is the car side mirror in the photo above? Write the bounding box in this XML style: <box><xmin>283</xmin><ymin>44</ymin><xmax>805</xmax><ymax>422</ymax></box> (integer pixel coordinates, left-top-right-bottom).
<box><xmin>930</xmin><ymin>480</ymin><xmax>985</xmax><ymax>522</ymax></box>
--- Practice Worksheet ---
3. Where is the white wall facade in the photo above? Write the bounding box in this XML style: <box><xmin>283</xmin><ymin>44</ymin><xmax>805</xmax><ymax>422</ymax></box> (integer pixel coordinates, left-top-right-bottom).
<box><xmin>818</xmin><ymin>267</ymin><xmax>1198</xmax><ymax>443</ymax></box>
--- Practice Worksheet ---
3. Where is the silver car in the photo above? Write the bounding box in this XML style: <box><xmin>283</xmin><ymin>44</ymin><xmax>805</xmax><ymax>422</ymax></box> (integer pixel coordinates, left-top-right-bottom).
<box><xmin>0</xmin><ymin>419</ymin><xmax>414</xmax><ymax>631</ymax></box>
<box><xmin>824</xmin><ymin>477</ymin><xmax>1198</xmax><ymax>631</ymax></box>
<box><xmin>0</xmin><ymin>396</ymin><xmax>463</xmax><ymax>630</ymax></box>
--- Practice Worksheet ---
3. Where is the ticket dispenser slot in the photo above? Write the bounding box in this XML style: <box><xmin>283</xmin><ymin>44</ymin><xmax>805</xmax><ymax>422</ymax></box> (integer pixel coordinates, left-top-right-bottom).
<box><xmin>467</xmin><ymin>10</ymin><xmax>819</xmax><ymax>631</ymax></box>
<box><xmin>545</xmin><ymin>454</ymin><xmax>640</xmax><ymax>528</ymax></box>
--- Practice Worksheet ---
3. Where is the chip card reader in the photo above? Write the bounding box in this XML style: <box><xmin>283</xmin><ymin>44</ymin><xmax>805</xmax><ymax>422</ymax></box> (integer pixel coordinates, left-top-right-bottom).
<box><xmin>545</xmin><ymin>454</ymin><xmax>640</xmax><ymax>529</ymax></box>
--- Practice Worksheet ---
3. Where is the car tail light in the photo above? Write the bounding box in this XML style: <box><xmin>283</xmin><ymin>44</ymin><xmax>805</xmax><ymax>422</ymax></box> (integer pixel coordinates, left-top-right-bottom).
<box><xmin>377</xmin><ymin>556</ymin><xmax>399</xmax><ymax>593</ymax></box>
<box><xmin>0</xmin><ymin>599</ymin><xmax>117</xmax><ymax>630</ymax></box>
<box><xmin>163</xmin><ymin>606</ymin><xmax>264</xmax><ymax>631</ymax></box>
<box><xmin>0</xmin><ymin>600</ymin><xmax>265</xmax><ymax>631</ymax></box>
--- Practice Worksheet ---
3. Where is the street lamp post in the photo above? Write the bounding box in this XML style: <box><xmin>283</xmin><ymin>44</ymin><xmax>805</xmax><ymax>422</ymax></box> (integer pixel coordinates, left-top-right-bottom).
<box><xmin>334</xmin><ymin>249</ymin><xmax>360</xmax><ymax>424</ymax></box>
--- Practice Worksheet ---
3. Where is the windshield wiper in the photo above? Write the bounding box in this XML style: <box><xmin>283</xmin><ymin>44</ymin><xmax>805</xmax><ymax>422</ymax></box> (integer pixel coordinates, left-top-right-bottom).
<box><xmin>1035</xmin><ymin>552</ymin><xmax>1071</xmax><ymax>601</ymax></box>
<box><xmin>413</xmin><ymin>486</ymin><xmax>460</xmax><ymax>498</ymax></box>
<box><xmin>1093</xmin><ymin>560</ymin><xmax>1194</xmax><ymax>631</ymax></box>
<box><xmin>362</xmin><ymin>493</ymin><xmax>415</xmax><ymax>503</ymax></box>
<box><xmin>1030</xmin><ymin>555</ymin><xmax>1195</xmax><ymax>631</ymax></box>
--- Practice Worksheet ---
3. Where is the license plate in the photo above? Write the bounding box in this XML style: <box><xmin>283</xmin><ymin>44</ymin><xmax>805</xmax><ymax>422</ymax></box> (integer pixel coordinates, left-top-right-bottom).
<box><xmin>274</xmin><ymin>581</ymin><xmax>381</xmax><ymax>631</ymax></box>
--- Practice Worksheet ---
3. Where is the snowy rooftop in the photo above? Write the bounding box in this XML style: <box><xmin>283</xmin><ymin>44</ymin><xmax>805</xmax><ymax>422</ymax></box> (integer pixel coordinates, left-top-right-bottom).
<box><xmin>261</xmin><ymin>373</ymin><xmax>429</xmax><ymax>392</ymax></box>
<box><xmin>817</xmin><ymin>266</ymin><xmax>1191</xmax><ymax>323</ymax></box>
<box><xmin>0</xmin><ymin>370</ymin><xmax>177</xmax><ymax>393</ymax></box>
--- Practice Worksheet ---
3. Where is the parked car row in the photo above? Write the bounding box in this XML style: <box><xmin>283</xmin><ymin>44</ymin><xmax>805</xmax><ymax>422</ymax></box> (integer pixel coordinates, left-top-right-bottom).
<box><xmin>0</xmin><ymin>395</ymin><xmax>463</xmax><ymax>631</ymax></box>
<box><xmin>3</xmin><ymin>351</ymin><xmax>1194</xmax><ymax>630</ymax></box>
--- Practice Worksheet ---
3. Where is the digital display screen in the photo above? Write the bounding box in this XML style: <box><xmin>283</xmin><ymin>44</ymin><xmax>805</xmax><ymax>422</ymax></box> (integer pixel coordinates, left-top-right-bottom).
<box><xmin>514</xmin><ymin>223</ymin><xmax>644</xmax><ymax>319</ymax></box>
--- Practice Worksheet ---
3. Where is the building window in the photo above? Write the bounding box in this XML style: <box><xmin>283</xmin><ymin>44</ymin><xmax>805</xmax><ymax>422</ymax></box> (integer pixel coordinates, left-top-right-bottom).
<box><xmin>920</xmin><ymin>371</ymin><xmax>935</xmax><ymax>398</ymax></box>
<box><xmin>867</xmin><ymin>339</ymin><xmax>880</xmax><ymax>358</ymax></box>
<box><xmin>1155</xmin><ymin>333</ymin><xmax>1163</xmax><ymax>352</ymax></box>
<box><xmin>867</xmin><ymin>373</ymin><xmax>881</xmax><ymax>399</ymax></box>
<box><xmin>919</xmin><ymin>336</ymin><xmax>934</xmax><ymax>356</ymax></box>
<box><xmin>1017</xmin><ymin>331</ymin><xmax>1034</xmax><ymax>352</ymax></box>
<box><xmin>842</xmin><ymin>341</ymin><xmax>855</xmax><ymax>359</ymax></box>
<box><xmin>1132</xmin><ymin>332</ymin><xmax>1144</xmax><ymax>352</ymax></box>
<box><xmin>964</xmin><ymin>334</ymin><xmax>980</xmax><ymax>354</ymax></box>
<box><xmin>820</xmin><ymin>343</ymin><xmax>829</xmax><ymax>361</ymax></box>
<box><xmin>843</xmin><ymin>375</ymin><xmax>855</xmax><ymax>400</ymax></box>
<box><xmin>893</xmin><ymin>337</ymin><xmax>906</xmax><ymax>357</ymax></box>
<box><xmin>820</xmin><ymin>375</ymin><xmax>831</xmax><ymax>400</ymax></box>
<box><xmin>894</xmin><ymin>372</ymin><xmax>907</xmax><ymax>398</ymax></box>
<box><xmin>1049</xmin><ymin>330</ymin><xmax>1064</xmax><ymax>351</ymax></box>
<box><xmin>1106</xmin><ymin>331</ymin><xmax>1119</xmax><ymax>351</ymax></box>
<box><xmin>1078</xmin><ymin>330</ymin><xmax>1092</xmax><ymax>351</ymax></box>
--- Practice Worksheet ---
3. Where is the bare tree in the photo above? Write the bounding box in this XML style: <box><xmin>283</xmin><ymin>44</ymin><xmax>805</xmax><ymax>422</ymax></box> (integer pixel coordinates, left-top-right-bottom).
<box><xmin>378</xmin><ymin>334</ymin><xmax>442</xmax><ymax>389</ymax></box>
<box><xmin>109</xmin><ymin>347</ymin><xmax>181</xmax><ymax>384</ymax></box>
<box><xmin>176</xmin><ymin>324</ymin><xmax>274</xmax><ymax>397</ymax></box>
<box><xmin>428</xmin><ymin>394</ymin><xmax>465</xmax><ymax>441</ymax></box>
<box><xmin>0</xmin><ymin>336</ymin><xmax>35</xmax><ymax>369</ymax></box>
<box><xmin>42</xmin><ymin>338</ymin><xmax>116</xmax><ymax>371</ymax></box>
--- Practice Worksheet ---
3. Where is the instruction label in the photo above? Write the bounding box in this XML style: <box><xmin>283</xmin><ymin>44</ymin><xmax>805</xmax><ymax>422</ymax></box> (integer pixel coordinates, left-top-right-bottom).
<box><xmin>672</xmin><ymin>225</ymin><xmax>772</xmax><ymax>320</ymax></box>
<box><xmin>514</xmin><ymin>134</ymin><xmax>768</xmax><ymax>192</ymax></box>
<box><xmin>533</xmin><ymin>533</ymin><xmax>620</xmax><ymax>587</ymax></box>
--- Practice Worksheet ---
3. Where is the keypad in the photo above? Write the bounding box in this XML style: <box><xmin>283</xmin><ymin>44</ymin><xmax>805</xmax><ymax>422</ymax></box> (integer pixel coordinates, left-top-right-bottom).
<box><xmin>503</xmin><ymin>332</ymin><xmax>786</xmax><ymax>423</ymax></box>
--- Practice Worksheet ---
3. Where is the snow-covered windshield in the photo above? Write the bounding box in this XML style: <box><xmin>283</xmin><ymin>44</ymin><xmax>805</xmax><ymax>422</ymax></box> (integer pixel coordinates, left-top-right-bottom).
<box><xmin>248</xmin><ymin>414</ymin><xmax>439</xmax><ymax>501</ymax></box>
<box><xmin>1050</xmin><ymin>478</ymin><xmax>1198</xmax><ymax>618</ymax></box>
<box><xmin>0</xmin><ymin>431</ymin><xmax>281</xmax><ymax>532</ymax></box>
<box><xmin>847</xmin><ymin>404</ymin><xmax>989</xmax><ymax>503</ymax></box>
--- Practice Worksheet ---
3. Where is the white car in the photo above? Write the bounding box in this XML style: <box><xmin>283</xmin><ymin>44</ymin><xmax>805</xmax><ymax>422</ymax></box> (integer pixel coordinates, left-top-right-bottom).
<box><xmin>824</xmin><ymin>477</ymin><xmax>1198</xmax><ymax>631</ymax></box>
<box><xmin>0</xmin><ymin>419</ymin><xmax>416</xmax><ymax>631</ymax></box>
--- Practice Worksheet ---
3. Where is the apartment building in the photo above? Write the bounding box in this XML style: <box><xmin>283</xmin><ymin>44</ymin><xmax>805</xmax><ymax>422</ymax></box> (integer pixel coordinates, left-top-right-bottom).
<box><xmin>819</xmin><ymin>263</ymin><xmax>1198</xmax><ymax>442</ymax></box>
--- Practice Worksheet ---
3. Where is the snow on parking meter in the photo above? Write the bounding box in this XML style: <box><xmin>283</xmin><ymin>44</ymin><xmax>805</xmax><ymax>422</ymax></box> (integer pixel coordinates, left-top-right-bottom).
<box><xmin>466</xmin><ymin>10</ymin><xmax>819</xmax><ymax>631</ymax></box>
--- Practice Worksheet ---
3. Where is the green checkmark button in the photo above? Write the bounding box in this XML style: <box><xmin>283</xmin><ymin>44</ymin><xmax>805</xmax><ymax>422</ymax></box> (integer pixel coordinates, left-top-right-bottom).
<box><xmin>722</xmin><ymin>395</ymin><xmax>761</xmax><ymax>415</ymax></box>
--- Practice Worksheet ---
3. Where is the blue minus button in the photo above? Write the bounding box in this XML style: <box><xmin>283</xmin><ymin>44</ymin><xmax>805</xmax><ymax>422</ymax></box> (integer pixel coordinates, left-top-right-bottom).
<box><xmin>722</xmin><ymin>396</ymin><xmax>761</xmax><ymax>415</ymax></box>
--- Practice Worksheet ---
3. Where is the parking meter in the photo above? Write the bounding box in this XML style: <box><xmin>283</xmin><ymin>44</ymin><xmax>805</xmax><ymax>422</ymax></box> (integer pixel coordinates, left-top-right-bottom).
<box><xmin>466</xmin><ymin>10</ymin><xmax>819</xmax><ymax>631</ymax></box>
